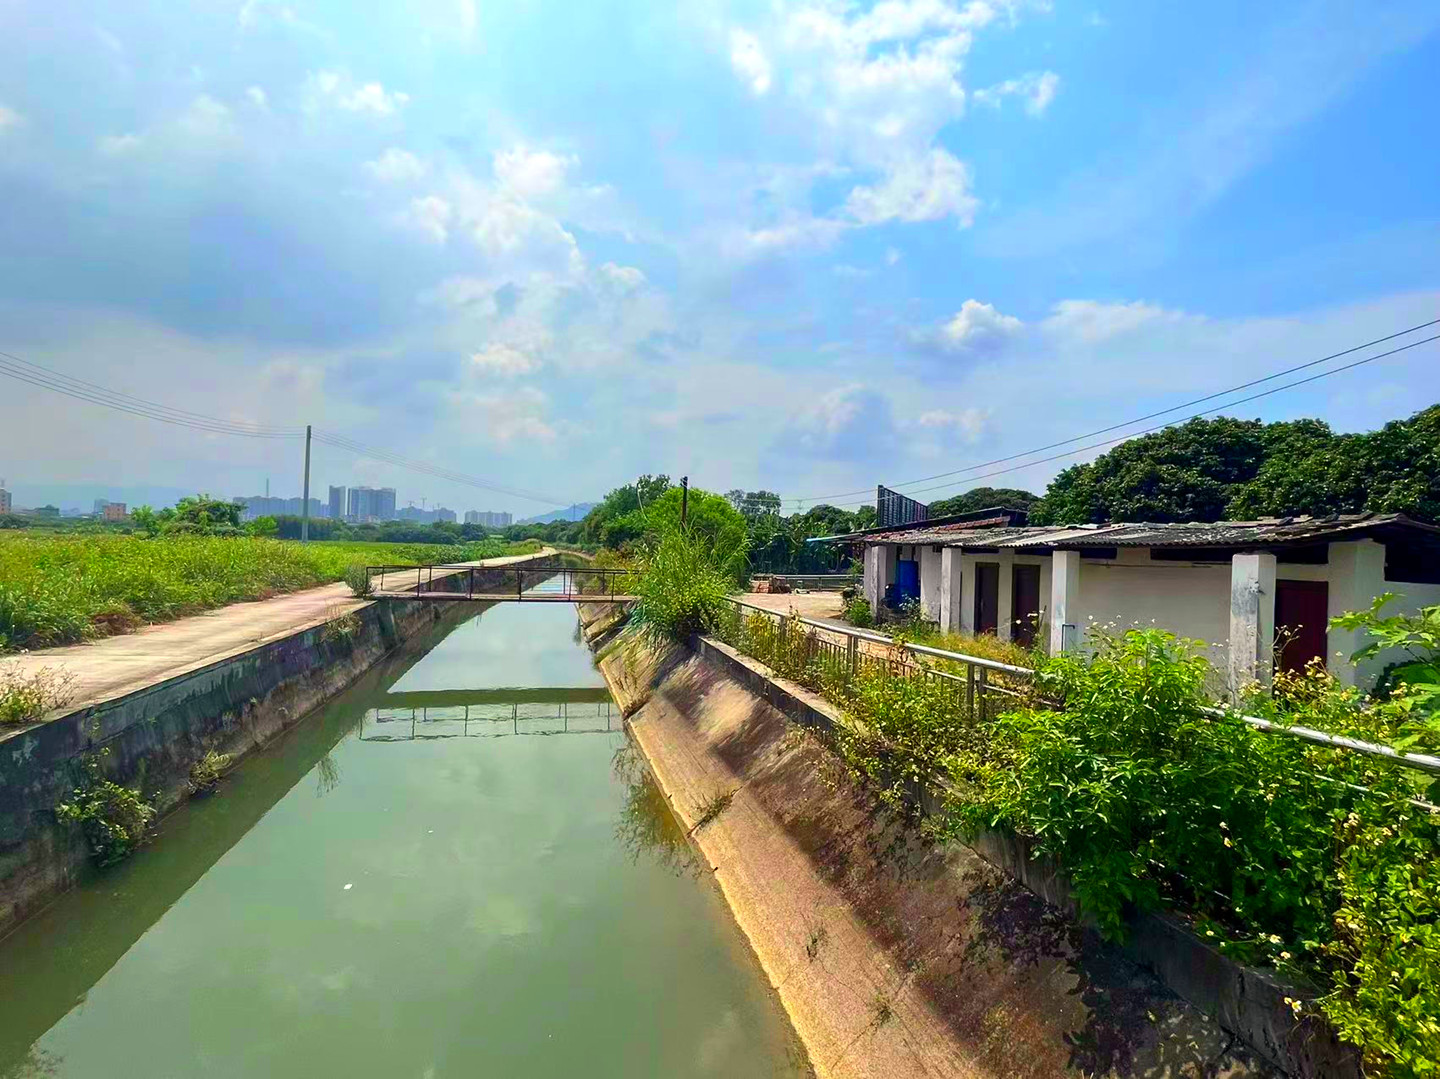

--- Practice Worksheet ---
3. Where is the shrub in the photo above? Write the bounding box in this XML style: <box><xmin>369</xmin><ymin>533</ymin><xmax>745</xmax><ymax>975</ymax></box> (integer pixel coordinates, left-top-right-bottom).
<box><xmin>0</xmin><ymin>663</ymin><xmax>74</xmax><ymax>725</ymax></box>
<box><xmin>56</xmin><ymin>759</ymin><xmax>155</xmax><ymax>867</ymax></box>
<box><xmin>187</xmin><ymin>750</ymin><xmax>232</xmax><ymax>796</ymax></box>
<box><xmin>343</xmin><ymin>565</ymin><xmax>374</xmax><ymax>598</ymax></box>
<box><xmin>630</xmin><ymin>527</ymin><xmax>737</xmax><ymax>640</ymax></box>
<box><xmin>843</xmin><ymin>596</ymin><xmax>873</xmax><ymax>628</ymax></box>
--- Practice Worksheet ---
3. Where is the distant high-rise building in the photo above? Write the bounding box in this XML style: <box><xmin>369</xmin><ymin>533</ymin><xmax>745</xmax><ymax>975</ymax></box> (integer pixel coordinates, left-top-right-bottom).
<box><xmin>234</xmin><ymin>495</ymin><xmax>323</xmax><ymax>521</ymax></box>
<box><xmin>464</xmin><ymin>510</ymin><xmax>513</xmax><ymax>527</ymax></box>
<box><xmin>328</xmin><ymin>485</ymin><xmax>346</xmax><ymax>521</ymax></box>
<box><xmin>0</xmin><ymin>487</ymin><xmax>11</xmax><ymax>515</ymax></box>
<box><xmin>347</xmin><ymin>486</ymin><xmax>398</xmax><ymax>522</ymax></box>
<box><xmin>435</xmin><ymin>507</ymin><xmax>456</xmax><ymax>524</ymax></box>
<box><xmin>93</xmin><ymin>498</ymin><xmax>110</xmax><ymax>516</ymax></box>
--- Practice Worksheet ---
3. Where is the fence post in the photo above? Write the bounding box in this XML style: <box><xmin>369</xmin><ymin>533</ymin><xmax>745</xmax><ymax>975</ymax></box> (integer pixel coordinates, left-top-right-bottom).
<box><xmin>966</xmin><ymin>664</ymin><xmax>975</xmax><ymax>720</ymax></box>
<box><xmin>847</xmin><ymin>634</ymin><xmax>858</xmax><ymax>682</ymax></box>
<box><xmin>469</xmin><ymin>567</ymin><xmax>475</xmax><ymax>599</ymax></box>
<box><xmin>977</xmin><ymin>667</ymin><xmax>988</xmax><ymax>721</ymax></box>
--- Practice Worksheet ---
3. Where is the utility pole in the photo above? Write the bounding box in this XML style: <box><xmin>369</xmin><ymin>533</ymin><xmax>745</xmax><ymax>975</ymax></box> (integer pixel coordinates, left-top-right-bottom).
<box><xmin>680</xmin><ymin>476</ymin><xmax>688</xmax><ymax>526</ymax></box>
<box><xmin>300</xmin><ymin>424</ymin><xmax>312</xmax><ymax>542</ymax></box>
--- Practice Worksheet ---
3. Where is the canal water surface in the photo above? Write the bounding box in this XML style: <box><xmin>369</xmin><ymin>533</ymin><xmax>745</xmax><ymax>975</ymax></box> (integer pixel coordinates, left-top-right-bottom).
<box><xmin>0</xmin><ymin>587</ymin><xmax>806</xmax><ymax>1077</ymax></box>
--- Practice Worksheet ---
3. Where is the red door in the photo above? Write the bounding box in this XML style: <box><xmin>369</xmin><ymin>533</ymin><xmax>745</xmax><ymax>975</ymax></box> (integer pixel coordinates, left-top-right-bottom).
<box><xmin>1011</xmin><ymin>564</ymin><xmax>1041</xmax><ymax>646</ymax></box>
<box><xmin>1275</xmin><ymin>580</ymin><xmax>1328</xmax><ymax>676</ymax></box>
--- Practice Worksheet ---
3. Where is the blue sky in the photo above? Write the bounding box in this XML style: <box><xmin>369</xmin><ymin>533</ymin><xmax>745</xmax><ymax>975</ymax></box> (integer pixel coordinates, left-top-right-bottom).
<box><xmin>1</xmin><ymin>0</ymin><xmax>1437</xmax><ymax>516</ymax></box>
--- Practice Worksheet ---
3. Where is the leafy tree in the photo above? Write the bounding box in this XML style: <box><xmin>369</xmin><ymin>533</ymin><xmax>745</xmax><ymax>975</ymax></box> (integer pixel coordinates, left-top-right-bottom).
<box><xmin>130</xmin><ymin>505</ymin><xmax>160</xmax><ymax>537</ymax></box>
<box><xmin>247</xmin><ymin>515</ymin><xmax>279</xmax><ymax>538</ymax></box>
<box><xmin>928</xmin><ymin>487</ymin><xmax>1041</xmax><ymax>518</ymax></box>
<box><xmin>161</xmin><ymin>494</ymin><xmax>243</xmax><ymax>533</ymax></box>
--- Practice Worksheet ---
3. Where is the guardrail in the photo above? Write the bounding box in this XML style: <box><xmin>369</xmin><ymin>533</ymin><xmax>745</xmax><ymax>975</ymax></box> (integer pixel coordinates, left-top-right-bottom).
<box><xmin>721</xmin><ymin>597</ymin><xmax>1440</xmax><ymax>778</ymax></box>
<box><xmin>749</xmin><ymin>573</ymin><xmax>861</xmax><ymax>592</ymax></box>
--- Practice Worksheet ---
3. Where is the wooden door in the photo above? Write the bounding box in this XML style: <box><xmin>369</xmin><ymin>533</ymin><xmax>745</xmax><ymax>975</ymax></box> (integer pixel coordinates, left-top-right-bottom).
<box><xmin>1011</xmin><ymin>564</ymin><xmax>1041</xmax><ymax>647</ymax></box>
<box><xmin>974</xmin><ymin>563</ymin><xmax>999</xmax><ymax>635</ymax></box>
<box><xmin>1275</xmin><ymin>579</ymin><xmax>1329</xmax><ymax>675</ymax></box>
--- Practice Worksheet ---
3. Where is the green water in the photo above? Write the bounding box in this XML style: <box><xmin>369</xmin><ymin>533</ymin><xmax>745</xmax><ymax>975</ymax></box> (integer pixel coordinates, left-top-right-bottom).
<box><xmin>0</xmin><ymin>596</ymin><xmax>806</xmax><ymax>1078</ymax></box>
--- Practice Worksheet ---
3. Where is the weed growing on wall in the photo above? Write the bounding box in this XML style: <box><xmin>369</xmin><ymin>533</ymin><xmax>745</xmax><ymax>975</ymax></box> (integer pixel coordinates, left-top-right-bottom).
<box><xmin>187</xmin><ymin>750</ymin><xmax>232</xmax><ymax>796</ymax></box>
<box><xmin>56</xmin><ymin>756</ymin><xmax>155</xmax><ymax>867</ymax></box>
<box><xmin>0</xmin><ymin>663</ymin><xmax>74</xmax><ymax>725</ymax></box>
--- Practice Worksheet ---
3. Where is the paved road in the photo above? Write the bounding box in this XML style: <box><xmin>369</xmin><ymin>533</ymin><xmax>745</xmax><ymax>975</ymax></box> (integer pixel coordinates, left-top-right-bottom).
<box><xmin>5</xmin><ymin>549</ymin><xmax>556</xmax><ymax>716</ymax></box>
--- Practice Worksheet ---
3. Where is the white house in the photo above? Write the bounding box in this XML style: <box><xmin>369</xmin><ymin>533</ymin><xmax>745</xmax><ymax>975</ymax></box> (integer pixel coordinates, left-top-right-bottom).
<box><xmin>853</xmin><ymin>510</ymin><xmax>1440</xmax><ymax>694</ymax></box>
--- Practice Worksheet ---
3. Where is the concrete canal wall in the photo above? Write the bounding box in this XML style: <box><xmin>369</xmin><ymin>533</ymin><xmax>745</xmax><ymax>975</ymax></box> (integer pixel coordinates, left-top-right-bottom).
<box><xmin>579</xmin><ymin>604</ymin><xmax>1357</xmax><ymax>1079</ymax></box>
<box><xmin>0</xmin><ymin>553</ymin><xmax>564</xmax><ymax>937</ymax></box>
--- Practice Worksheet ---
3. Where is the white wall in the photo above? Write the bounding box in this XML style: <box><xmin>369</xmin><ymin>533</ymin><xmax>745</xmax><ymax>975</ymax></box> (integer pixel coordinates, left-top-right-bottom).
<box><xmin>919</xmin><ymin>546</ymin><xmax>943</xmax><ymax>622</ymax></box>
<box><xmin>1072</xmin><ymin>551</ymin><xmax>1232</xmax><ymax>669</ymax></box>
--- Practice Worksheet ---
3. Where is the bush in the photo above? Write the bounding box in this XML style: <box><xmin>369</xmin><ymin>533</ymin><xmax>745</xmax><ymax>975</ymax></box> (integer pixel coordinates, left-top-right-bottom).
<box><xmin>0</xmin><ymin>663</ymin><xmax>74</xmax><ymax>725</ymax></box>
<box><xmin>344</xmin><ymin>565</ymin><xmax>374</xmax><ymax>598</ymax></box>
<box><xmin>187</xmin><ymin>750</ymin><xmax>232</xmax><ymax>796</ymax></box>
<box><xmin>631</xmin><ymin>527</ymin><xmax>737</xmax><ymax>640</ymax></box>
<box><xmin>843</xmin><ymin>596</ymin><xmax>873</xmax><ymax>628</ymax></box>
<box><xmin>56</xmin><ymin>759</ymin><xmax>155</xmax><ymax>867</ymax></box>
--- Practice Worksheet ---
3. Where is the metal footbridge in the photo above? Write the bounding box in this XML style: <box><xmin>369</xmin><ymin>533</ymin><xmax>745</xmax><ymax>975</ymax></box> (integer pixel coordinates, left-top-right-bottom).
<box><xmin>359</xmin><ymin>686</ymin><xmax>618</xmax><ymax>741</ymax></box>
<box><xmin>368</xmin><ymin>564</ymin><xmax>636</xmax><ymax>603</ymax></box>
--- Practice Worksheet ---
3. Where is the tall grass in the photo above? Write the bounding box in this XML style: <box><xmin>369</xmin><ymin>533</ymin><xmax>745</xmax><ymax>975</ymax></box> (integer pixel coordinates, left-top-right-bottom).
<box><xmin>630</xmin><ymin>528</ymin><xmax>738</xmax><ymax>641</ymax></box>
<box><xmin>0</xmin><ymin>533</ymin><xmax>539</xmax><ymax>651</ymax></box>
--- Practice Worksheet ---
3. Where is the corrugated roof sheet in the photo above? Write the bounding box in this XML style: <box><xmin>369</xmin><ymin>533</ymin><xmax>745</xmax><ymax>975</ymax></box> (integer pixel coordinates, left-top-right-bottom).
<box><xmin>865</xmin><ymin>512</ymin><xmax>1438</xmax><ymax>550</ymax></box>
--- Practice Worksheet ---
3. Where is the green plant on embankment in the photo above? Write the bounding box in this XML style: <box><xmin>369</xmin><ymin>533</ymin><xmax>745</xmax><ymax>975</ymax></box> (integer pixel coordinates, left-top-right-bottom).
<box><xmin>0</xmin><ymin>663</ymin><xmax>74</xmax><ymax>725</ymax></box>
<box><xmin>187</xmin><ymin>750</ymin><xmax>232</xmax><ymax>796</ymax></box>
<box><xmin>630</xmin><ymin>527</ymin><xmax>740</xmax><ymax>641</ymax></box>
<box><xmin>56</xmin><ymin>757</ymin><xmax>155</xmax><ymax>868</ymax></box>
<box><xmin>718</xmin><ymin>601</ymin><xmax>1440</xmax><ymax>1077</ymax></box>
<box><xmin>0</xmin><ymin>533</ymin><xmax>539</xmax><ymax>652</ymax></box>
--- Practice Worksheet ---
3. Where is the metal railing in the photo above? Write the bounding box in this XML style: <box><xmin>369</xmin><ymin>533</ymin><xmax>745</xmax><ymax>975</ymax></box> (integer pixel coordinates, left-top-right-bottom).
<box><xmin>720</xmin><ymin>597</ymin><xmax>1440</xmax><ymax>778</ymax></box>
<box><xmin>749</xmin><ymin>573</ymin><xmax>861</xmax><ymax>592</ymax></box>
<box><xmin>368</xmin><ymin>564</ymin><xmax>635</xmax><ymax>601</ymax></box>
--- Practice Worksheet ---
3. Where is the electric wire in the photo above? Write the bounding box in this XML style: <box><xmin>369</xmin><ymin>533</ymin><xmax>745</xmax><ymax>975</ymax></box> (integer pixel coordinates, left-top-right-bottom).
<box><xmin>788</xmin><ymin>317</ymin><xmax>1440</xmax><ymax>506</ymax></box>
<box><xmin>809</xmin><ymin>331</ymin><xmax>1440</xmax><ymax>509</ymax></box>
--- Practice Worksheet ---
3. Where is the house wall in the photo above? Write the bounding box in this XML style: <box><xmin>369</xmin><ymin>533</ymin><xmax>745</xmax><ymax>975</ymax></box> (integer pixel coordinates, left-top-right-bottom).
<box><xmin>1072</xmin><ymin>551</ymin><xmax>1232</xmax><ymax>666</ymax></box>
<box><xmin>919</xmin><ymin>546</ymin><xmax>942</xmax><ymax>622</ymax></box>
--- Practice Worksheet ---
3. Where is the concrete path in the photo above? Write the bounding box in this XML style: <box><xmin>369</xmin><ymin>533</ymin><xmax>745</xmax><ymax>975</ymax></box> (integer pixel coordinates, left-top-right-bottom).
<box><xmin>6</xmin><ymin>549</ymin><xmax>556</xmax><ymax>715</ymax></box>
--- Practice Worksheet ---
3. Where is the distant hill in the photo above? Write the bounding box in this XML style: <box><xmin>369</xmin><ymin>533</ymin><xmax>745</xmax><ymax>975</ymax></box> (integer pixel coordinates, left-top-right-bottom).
<box><xmin>518</xmin><ymin>502</ymin><xmax>596</xmax><ymax>525</ymax></box>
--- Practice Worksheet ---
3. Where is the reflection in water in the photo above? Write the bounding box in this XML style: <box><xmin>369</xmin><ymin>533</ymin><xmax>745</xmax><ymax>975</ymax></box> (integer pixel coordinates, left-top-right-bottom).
<box><xmin>313</xmin><ymin>751</ymin><xmax>341</xmax><ymax>798</ymax></box>
<box><xmin>612</xmin><ymin>744</ymin><xmax>700</xmax><ymax>879</ymax></box>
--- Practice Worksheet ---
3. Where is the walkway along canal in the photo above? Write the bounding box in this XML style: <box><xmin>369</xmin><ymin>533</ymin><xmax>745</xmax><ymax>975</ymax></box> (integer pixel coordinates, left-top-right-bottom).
<box><xmin>0</xmin><ymin>579</ymin><xmax>807</xmax><ymax>1078</ymax></box>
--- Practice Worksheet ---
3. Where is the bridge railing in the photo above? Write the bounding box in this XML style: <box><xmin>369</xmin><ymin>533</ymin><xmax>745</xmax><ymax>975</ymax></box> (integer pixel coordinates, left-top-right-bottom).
<box><xmin>367</xmin><ymin>563</ymin><xmax>636</xmax><ymax>601</ymax></box>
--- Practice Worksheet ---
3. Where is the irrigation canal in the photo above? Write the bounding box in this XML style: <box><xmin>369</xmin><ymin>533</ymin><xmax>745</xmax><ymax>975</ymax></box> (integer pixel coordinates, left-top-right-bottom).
<box><xmin>0</xmin><ymin>576</ymin><xmax>805</xmax><ymax>1078</ymax></box>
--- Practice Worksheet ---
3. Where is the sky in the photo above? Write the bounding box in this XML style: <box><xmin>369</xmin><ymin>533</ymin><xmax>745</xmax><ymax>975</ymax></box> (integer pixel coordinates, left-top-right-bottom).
<box><xmin>1</xmin><ymin>0</ymin><xmax>1438</xmax><ymax>517</ymax></box>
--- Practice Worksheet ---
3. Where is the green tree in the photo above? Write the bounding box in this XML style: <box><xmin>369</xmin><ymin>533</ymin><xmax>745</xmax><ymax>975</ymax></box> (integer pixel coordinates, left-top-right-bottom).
<box><xmin>247</xmin><ymin>515</ymin><xmax>279</xmax><ymax>538</ymax></box>
<box><xmin>163</xmin><ymin>494</ymin><xmax>243</xmax><ymax>534</ymax></box>
<box><xmin>928</xmin><ymin>487</ymin><xmax>1041</xmax><ymax>518</ymax></box>
<box><xmin>130</xmin><ymin>505</ymin><xmax>160</xmax><ymax>537</ymax></box>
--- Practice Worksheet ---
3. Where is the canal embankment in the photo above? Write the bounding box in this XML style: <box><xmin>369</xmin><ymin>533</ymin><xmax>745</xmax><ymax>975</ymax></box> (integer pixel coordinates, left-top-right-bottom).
<box><xmin>579</xmin><ymin>603</ymin><xmax>1348</xmax><ymax>1079</ymax></box>
<box><xmin>0</xmin><ymin>550</ymin><xmax>564</xmax><ymax>936</ymax></box>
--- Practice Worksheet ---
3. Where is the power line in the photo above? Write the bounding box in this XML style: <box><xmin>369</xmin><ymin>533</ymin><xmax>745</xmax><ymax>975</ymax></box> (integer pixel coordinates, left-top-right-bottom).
<box><xmin>789</xmin><ymin>317</ymin><xmax>1440</xmax><ymax>506</ymax></box>
<box><xmin>0</xmin><ymin>352</ymin><xmax>304</xmax><ymax>439</ymax></box>
<box><xmin>0</xmin><ymin>349</ymin><xmax>576</xmax><ymax>506</ymax></box>
<box><xmin>812</xmin><ymin>331</ymin><xmax>1440</xmax><ymax>509</ymax></box>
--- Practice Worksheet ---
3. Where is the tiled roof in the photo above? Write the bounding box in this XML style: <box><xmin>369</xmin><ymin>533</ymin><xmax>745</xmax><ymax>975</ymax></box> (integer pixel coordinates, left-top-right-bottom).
<box><xmin>864</xmin><ymin>512</ymin><xmax>1438</xmax><ymax>550</ymax></box>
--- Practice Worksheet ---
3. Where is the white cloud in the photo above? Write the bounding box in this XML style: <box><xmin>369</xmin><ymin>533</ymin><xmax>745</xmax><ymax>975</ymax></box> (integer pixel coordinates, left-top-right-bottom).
<box><xmin>446</xmin><ymin>386</ymin><xmax>557</xmax><ymax>445</ymax></box>
<box><xmin>973</xmin><ymin>70</ymin><xmax>1060</xmax><ymax>115</ymax></box>
<box><xmin>365</xmin><ymin>147</ymin><xmax>427</xmax><ymax>183</ymax></box>
<box><xmin>457</xmin><ymin>0</ymin><xmax>478</xmax><ymax>41</ymax></box>
<box><xmin>598</xmin><ymin>262</ymin><xmax>646</xmax><ymax>292</ymax></box>
<box><xmin>930</xmin><ymin>299</ymin><xmax>1024</xmax><ymax>351</ymax></box>
<box><xmin>916</xmin><ymin>406</ymin><xmax>988</xmax><ymax>442</ymax></box>
<box><xmin>1042</xmin><ymin>299</ymin><xmax>1187</xmax><ymax>343</ymax></box>
<box><xmin>97</xmin><ymin>133</ymin><xmax>142</xmax><ymax>156</ymax></box>
<box><xmin>729</xmin><ymin>29</ymin><xmax>772</xmax><ymax>95</ymax></box>
<box><xmin>245</xmin><ymin>85</ymin><xmax>269</xmax><ymax>109</ymax></box>
<box><xmin>306</xmin><ymin>71</ymin><xmax>409</xmax><ymax>117</ymax></box>
<box><xmin>405</xmin><ymin>195</ymin><xmax>453</xmax><ymax>243</ymax></box>
<box><xmin>0</xmin><ymin>104</ymin><xmax>23</xmax><ymax>132</ymax></box>
<box><xmin>494</xmin><ymin>146</ymin><xmax>575</xmax><ymax>199</ymax></box>
<box><xmin>885</xmin><ymin>247</ymin><xmax>902</xmax><ymax>265</ymax></box>
<box><xmin>176</xmin><ymin>94</ymin><xmax>234</xmax><ymax>141</ymax></box>
<box><xmin>845</xmin><ymin>148</ymin><xmax>977</xmax><ymax>226</ymax></box>
<box><xmin>470</xmin><ymin>344</ymin><xmax>540</xmax><ymax>377</ymax></box>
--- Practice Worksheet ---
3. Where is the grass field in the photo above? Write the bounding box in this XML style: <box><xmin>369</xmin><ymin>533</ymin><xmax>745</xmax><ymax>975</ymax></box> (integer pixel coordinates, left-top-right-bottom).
<box><xmin>0</xmin><ymin>533</ymin><xmax>541</xmax><ymax>652</ymax></box>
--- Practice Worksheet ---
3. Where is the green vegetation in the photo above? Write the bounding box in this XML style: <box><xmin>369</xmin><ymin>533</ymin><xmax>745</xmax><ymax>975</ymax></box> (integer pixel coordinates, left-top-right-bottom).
<box><xmin>187</xmin><ymin>750</ymin><xmax>232</xmax><ymax>796</ymax></box>
<box><xmin>689</xmin><ymin>788</ymin><xmax>736</xmax><ymax>832</ymax></box>
<box><xmin>0</xmin><ymin>533</ymin><xmax>537</xmax><ymax>651</ymax></box>
<box><xmin>56</xmin><ymin>758</ymin><xmax>155</xmax><ymax>868</ymax></box>
<box><xmin>842</xmin><ymin>595</ymin><xmax>873</xmax><ymax>628</ymax></box>
<box><xmin>1032</xmin><ymin>405</ymin><xmax>1440</xmax><ymax>525</ymax></box>
<box><xmin>0</xmin><ymin>664</ymin><xmax>74</xmax><ymax>725</ymax></box>
<box><xmin>717</xmin><ymin>601</ymin><xmax>1440</xmax><ymax>1077</ymax></box>
<box><xmin>630</xmin><ymin>527</ymin><xmax>739</xmax><ymax>641</ymax></box>
<box><xmin>343</xmin><ymin>564</ymin><xmax>375</xmax><ymax>599</ymax></box>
